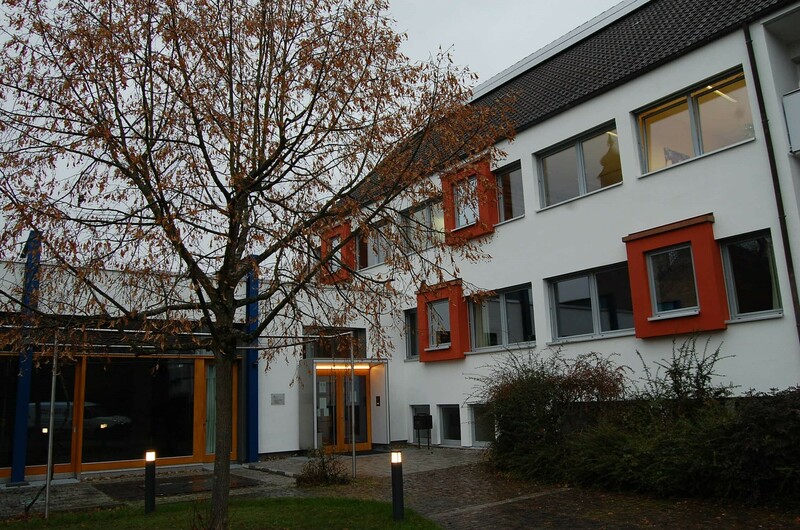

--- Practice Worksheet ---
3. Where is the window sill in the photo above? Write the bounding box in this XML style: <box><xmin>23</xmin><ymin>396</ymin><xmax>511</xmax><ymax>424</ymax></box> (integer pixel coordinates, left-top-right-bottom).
<box><xmin>355</xmin><ymin>261</ymin><xmax>387</xmax><ymax>272</ymax></box>
<box><xmin>404</xmin><ymin>356</ymin><xmax>420</xmax><ymax>362</ymax></box>
<box><xmin>466</xmin><ymin>341</ymin><xmax>536</xmax><ymax>356</ymax></box>
<box><xmin>726</xmin><ymin>310</ymin><xmax>783</xmax><ymax>324</ymax></box>
<box><xmin>639</xmin><ymin>137</ymin><xmax>755</xmax><ymax>179</ymax></box>
<box><xmin>424</xmin><ymin>344</ymin><xmax>451</xmax><ymax>352</ymax></box>
<box><xmin>452</xmin><ymin>221</ymin><xmax>477</xmax><ymax>232</ymax></box>
<box><xmin>647</xmin><ymin>308</ymin><xmax>700</xmax><ymax>321</ymax></box>
<box><xmin>536</xmin><ymin>181</ymin><xmax>622</xmax><ymax>212</ymax></box>
<box><xmin>548</xmin><ymin>329</ymin><xmax>635</xmax><ymax>346</ymax></box>
<box><xmin>494</xmin><ymin>213</ymin><xmax>525</xmax><ymax>227</ymax></box>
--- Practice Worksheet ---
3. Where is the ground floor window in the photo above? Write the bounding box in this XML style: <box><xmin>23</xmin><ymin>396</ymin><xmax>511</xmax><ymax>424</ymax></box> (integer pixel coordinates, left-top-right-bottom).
<box><xmin>439</xmin><ymin>405</ymin><xmax>461</xmax><ymax>445</ymax></box>
<box><xmin>471</xmin><ymin>404</ymin><xmax>494</xmax><ymax>446</ymax></box>
<box><xmin>82</xmin><ymin>358</ymin><xmax>195</xmax><ymax>462</ymax></box>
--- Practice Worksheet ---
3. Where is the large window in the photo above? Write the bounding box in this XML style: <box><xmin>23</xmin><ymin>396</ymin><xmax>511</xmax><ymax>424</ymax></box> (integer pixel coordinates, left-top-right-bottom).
<box><xmin>454</xmin><ymin>175</ymin><xmax>478</xmax><ymax>229</ymax></box>
<box><xmin>356</xmin><ymin>226</ymin><xmax>389</xmax><ymax>269</ymax></box>
<box><xmin>471</xmin><ymin>285</ymin><xmax>534</xmax><ymax>348</ymax></box>
<box><xmin>539</xmin><ymin>125</ymin><xmax>622</xmax><ymax>207</ymax></box>
<box><xmin>639</xmin><ymin>70</ymin><xmax>754</xmax><ymax>172</ymax></box>
<box><xmin>551</xmin><ymin>264</ymin><xmax>633</xmax><ymax>339</ymax></box>
<box><xmin>428</xmin><ymin>299</ymin><xmax>451</xmax><ymax>348</ymax></box>
<box><xmin>328</xmin><ymin>235</ymin><xmax>342</xmax><ymax>273</ymax></box>
<box><xmin>405</xmin><ymin>309</ymin><xmax>419</xmax><ymax>359</ymax></box>
<box><xmin>647</xmin><ymin>245</ymin><xmax>699</xmax><ymax>318</ymax></box>
<box><xmin>401</xmin><ymin>200</ymin><xmax>444</xmax><ymax>250</ymax></box>
<box><xmin>496</xmin><ymin>164</ymin><xmax>525</xmax><ymax>222</ymax></box>
<box><xmin>722</xmin><ymin>232</ymin><xmax>781</xmax><ymax>319</ymax></box>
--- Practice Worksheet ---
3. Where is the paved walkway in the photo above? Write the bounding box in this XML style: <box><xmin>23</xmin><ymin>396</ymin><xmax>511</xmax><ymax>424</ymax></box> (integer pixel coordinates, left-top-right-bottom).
<box><xmin>2</xmin><ymin>446</ymin><xmax>799</xmax><ymax>528</ymax></box>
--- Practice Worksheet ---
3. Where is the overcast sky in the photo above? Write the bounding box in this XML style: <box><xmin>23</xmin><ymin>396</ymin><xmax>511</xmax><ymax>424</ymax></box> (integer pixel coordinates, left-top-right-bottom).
<box><xmin>389</xmin><ymin>0</ymin><xmax>624</xmax><ymax>85</ymax></box>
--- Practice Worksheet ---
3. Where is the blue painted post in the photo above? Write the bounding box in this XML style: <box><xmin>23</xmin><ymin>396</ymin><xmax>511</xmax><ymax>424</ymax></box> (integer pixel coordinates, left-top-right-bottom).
<box><xmin>10</xmin><ymin>231</ymin><xmax>41</xmax><ymax>484</ymax></box>
<box><xmin>245</xmin><ymin>264</ymin><xmax>259</xmax><ymax>463</ymax></box>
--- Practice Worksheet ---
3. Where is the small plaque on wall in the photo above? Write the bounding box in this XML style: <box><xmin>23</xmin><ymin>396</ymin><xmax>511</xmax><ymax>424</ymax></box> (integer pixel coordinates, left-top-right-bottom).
<box><xmin>270</xmin><ymin>393</ymin><xmax>285</xmax><ymax>405</ymax></box>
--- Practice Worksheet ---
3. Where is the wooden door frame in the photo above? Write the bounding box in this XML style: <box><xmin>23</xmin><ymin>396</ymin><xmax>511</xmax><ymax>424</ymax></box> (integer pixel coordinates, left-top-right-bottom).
<box><xmin>315</xmin><ymin>367</ymin><xmax>372</xmax><ymax>453</ymax></box>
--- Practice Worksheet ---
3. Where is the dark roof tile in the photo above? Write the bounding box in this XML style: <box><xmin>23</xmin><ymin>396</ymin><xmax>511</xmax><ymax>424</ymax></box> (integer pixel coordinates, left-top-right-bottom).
<box><xmin>474</xmin><ymin>0</ymin><xmax>793</xmax><ymax>131</ymax></box>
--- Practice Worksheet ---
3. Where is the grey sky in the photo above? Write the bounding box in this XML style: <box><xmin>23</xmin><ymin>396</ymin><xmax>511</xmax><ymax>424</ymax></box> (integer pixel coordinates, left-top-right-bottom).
<box><xmin>389</xmin><ymin>0</ymin><xmax>623</xmax><ymax>84</ymax></box>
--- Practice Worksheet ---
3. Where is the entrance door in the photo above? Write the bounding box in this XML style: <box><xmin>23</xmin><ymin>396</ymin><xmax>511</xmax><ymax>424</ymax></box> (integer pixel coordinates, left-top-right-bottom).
<box><xmin>315</xmin><ymin>368</ymin><xmax>371</xmax><ymax>453</ymax></box>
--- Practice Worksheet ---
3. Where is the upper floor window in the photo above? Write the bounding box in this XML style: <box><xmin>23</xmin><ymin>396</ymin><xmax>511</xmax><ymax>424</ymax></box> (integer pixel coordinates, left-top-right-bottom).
<box><xmin>442</xmin><ymin>160</ymin><xmax>497</xmax><ymax>242</ymax></box>
<box><xmin>550</xmin><ymin>264</ymin><xmax>633</xmax><ymax>339</ymax></box>
<box><xmin>470</xmin><ymin>285</ymin><xmax>535</xmax><ymax>348</ymax></box>
<box><xmin>401</xmin><ymin>200</ymin><xmax>444</xmax><ymax>251</ymax></box>
<box><xmin>304</xmin><ymin>327</ymin><xmax>366</xmax><ymax>359</ymax></box>
<box><xmin>496</xmin><ymin>164</ymin><xmax>525</xmax><ymax>222</ymax></box>
<box><xmin>721</xmin><ymin>232</ymin><xmax>782</xmax><ymax>319</ymax></box>
<box><xmin>539</xmin><ymin>125</ymin><xmax>621</xmax><ymax>207</ymax></box>
<box><xmin>454</xmin><ymin>175</ymin><xmax>478</xmax><ymax>229</ymax></box>
<box><xmin>405</xmin><ymin>308</ymin><xmax>419</xmax><ymax>359</ymax></box>
<box><xmin>356</xmin><ymin>226</ymin><xmax>389</xmax><ymax>269</ymax></box>
<box><xmin>638</xmin><ymin>70</ymin><xmax>754</xmax><ymax>173</ymax></box>
<box><xmin>328</xmin><ymin>235</ymin><xmax>342</xmax><ymax>273</ymax></box>
<box><xmin>647</xmin><ymin>245</ymin><xmax>699</xmax><ymax>318</ymax></box>
<box><xmin>428</xmin><ymin>299</ymin><xmax>451</xmax><ymax>348</ymax></box>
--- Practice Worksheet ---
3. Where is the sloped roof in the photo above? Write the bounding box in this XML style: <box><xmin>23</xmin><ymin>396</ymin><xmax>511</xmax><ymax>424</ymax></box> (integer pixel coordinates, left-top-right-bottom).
<box><xmin>473</xmin><ymin>0</ymin><xmax>794</xmax><ymax>132</ymax></box>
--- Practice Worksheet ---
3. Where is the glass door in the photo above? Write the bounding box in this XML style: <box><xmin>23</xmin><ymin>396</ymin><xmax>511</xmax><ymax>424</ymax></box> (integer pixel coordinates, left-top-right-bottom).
<box><xmin>314</xmin><ymin>368</ymin><xmax>371</xmax><ymax>453</ymax></box>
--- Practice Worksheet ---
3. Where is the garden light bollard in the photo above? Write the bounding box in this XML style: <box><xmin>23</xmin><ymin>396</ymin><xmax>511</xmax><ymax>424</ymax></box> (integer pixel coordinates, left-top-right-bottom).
<box><xmin>145</xmin><ymin>451</ymin><xmax>156</xmax><ymax>514</ymax></box>
<box><xmin>391</xmin><ymin>451</ymin><xmax>404</xmax><ymax>521</ymax></box>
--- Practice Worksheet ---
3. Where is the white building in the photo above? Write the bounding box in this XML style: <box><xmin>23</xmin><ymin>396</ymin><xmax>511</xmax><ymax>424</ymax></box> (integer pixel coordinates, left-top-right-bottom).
<box><xmin>257</xmin><ymin>0</ymin><xmax>800</xmax><ymax>455</ymax></box>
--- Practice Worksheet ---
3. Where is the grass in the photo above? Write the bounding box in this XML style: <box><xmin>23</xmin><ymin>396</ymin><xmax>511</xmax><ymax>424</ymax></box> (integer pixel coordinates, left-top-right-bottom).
<box><xmin>1</xmin><ymin>497</ymin><xmax>440</xmax><ymax>529</ymax></box>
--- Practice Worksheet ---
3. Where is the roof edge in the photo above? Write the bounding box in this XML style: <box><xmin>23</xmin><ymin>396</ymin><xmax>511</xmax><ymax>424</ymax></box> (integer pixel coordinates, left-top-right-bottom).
<box><xmin>471</xmin><ymin>0</ymin><xmax>651</xmax><ymax>101</ymax></box>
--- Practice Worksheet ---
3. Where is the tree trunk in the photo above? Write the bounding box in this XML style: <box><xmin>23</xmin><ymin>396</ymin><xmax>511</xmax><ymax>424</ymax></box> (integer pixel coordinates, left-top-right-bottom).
<box><xmin>209</xmin><ymin>349</ymin><xmax>234</xmax><ymax>529</ymax></box>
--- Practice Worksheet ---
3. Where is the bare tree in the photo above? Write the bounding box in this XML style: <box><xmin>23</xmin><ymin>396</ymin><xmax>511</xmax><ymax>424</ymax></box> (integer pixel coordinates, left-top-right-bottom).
<box><xmin>0</xmin><ymin>0</ymin><xmax>509</xmax><ymax>526</ymax></box>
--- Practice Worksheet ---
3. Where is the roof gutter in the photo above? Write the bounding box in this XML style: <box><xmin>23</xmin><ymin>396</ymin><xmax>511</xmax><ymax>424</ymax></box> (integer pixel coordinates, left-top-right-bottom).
<box><xmin>743</xmin><ymin>23</ymin><xmax>800</xmax><ymax>344</ymax></box>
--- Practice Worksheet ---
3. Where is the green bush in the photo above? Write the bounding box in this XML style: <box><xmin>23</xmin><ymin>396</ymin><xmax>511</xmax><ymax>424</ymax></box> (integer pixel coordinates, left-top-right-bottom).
<box><xmin>482</xmin><ymin>338</ymin><xmax>800</xmax><ymax>506</ymax></box>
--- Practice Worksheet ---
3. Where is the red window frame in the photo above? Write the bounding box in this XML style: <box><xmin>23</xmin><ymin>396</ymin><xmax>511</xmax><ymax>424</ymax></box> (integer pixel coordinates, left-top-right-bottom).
<box><xmin>442</xmin><ymin>160</ymin><xmax>498</xmax><ymax>243</ymax></box>
<box><xmin>623</xmin><ymin>213</ymin><xmax>729</xmax><ymax>338</ymax></box>
<box><xmin>320</xmin><ymin>223</ymin><xmax>354</xmax><ymax>284</ymax></box>
<box><xmin>416</xmin><ymin>280</ymin><xmax>470</xmax><ymax>362</ymax></box>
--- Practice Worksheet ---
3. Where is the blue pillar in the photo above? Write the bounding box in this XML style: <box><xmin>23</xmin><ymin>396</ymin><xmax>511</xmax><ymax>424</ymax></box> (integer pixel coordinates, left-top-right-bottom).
<box><xmin>244</xmin><ymin>265</ymin><xmax>259</xmax><ymax>463</ymax></box>
<box><xmin>10</xmin><ymin>231</ymin><xmax>41</xmax><ymax>484</ymax></box>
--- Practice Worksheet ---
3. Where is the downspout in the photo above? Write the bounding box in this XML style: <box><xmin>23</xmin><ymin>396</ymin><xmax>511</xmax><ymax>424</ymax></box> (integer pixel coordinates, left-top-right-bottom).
<box><xmin>743</xmin><ymin>24</ymin><xmax>800</xmax><ymax>344</ymax></box>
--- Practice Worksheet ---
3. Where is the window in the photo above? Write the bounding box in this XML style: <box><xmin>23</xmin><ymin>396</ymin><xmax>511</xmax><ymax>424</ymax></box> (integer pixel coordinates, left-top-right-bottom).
<box><xmin>471</xmin><ymin>404</ymin><xmax>494</xmax><ymax>446</ymax></box>
<box><xmin>304</xmin><ymin>328</ymin><xmax>366</xmax><ymax>359</ymax></box>
<box><xmin>439</xmin><ymin>405</ymin><xmax>461</xmax><ymax>445</ymax></box>
<box><xmin>647</xmin><ymin>245</ymin><xmax>699</xmax><ymax>317</ymax></box>
<box><xmin>356</xmin><ymin>226</ymin><xmax>389</xmax><ymax>269</ymax></box>
<box><xmin>427</xmin><ymin>299</ymin><xmax>451</xmax><ymax>348</ymax></box>
<box><xmin>328</xmin><ymin>235</ymin><xmax>341</xmax><ymax>273</ymax></box>
<box><xmin>471</xmin><ymin>285</ymin><xmax>534</xmax><ymax>348</ymax></box>
<box><xmin>401</xmin><ymin>200</ymin><xmax>444</xmax><ymax>250</ymax></box>
<box><xmin>551</xmin><ymin>264</ymin><xmax>633</xmax><ymax>339</ymax></box>
<box><xmin>405</xmin><ymin>308</ymin><xmax>419</xmax><ymax>359</ymax></box>
<box><xmin>722</xmin><ymin>232</ymin><xmax>781</xmax><ymax>318</ymax></box>
<box><xmin>454</xmin><ymin>175</ymin><xmax>478</xmax><ymax>228</ymax></box>
<box><xmin>496</xmin><ymin>164</ymin><xmax>525</xmax><ymax>222</ymax></box>
<box><xmin>639</xmin><ymin>70</ymin><xmax>754</xmax><ymax>172</ymax></box>
<box><xmin>539</xmin><ymin>125</ymin><xmax>621</xmax><ymax>207</ymax></box>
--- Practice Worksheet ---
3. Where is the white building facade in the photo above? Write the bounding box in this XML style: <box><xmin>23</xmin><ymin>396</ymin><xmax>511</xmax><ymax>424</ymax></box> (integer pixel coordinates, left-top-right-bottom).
<box><xmin>257</xmin><ymin>0</ymin><xmax>800</xmax><ymax>454</ymax></box>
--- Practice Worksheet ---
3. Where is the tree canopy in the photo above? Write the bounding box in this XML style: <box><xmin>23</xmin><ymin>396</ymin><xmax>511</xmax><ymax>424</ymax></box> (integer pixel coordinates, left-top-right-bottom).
<box><xmin>0</xmin><ymin>0</ymin><xmax>509</xmax><ymax>526</ymax></box>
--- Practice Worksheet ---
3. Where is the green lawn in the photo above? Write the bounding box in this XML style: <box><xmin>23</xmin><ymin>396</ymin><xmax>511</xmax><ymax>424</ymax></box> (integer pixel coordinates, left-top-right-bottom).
<box><xmin>1</xmin><ymin>497</ymin><xmax>440</xmax><ymax>529</ymax></box>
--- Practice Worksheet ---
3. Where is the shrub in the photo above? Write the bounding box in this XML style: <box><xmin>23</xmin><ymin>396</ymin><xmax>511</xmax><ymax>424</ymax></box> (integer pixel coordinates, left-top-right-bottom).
<box><xmin>295</xmin><ymin>449</ymin><xmax>351</xmax><ymax>486</ymax></box>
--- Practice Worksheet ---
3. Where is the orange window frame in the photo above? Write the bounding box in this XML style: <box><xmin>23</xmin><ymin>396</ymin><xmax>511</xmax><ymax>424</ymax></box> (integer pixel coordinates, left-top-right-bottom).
<box><xmin>416</xmin><ymin>280</ymin><xmax>470</xmax><ymax>362</ymax></box>
<box><xmin>442</xmin><ymin>160</ymin><xmax>498</xmax><ymax>243</ymax></box>
<box><xmin>623</xmin><ymin>213</ymin><xmax>729</xmax><ymax>338</ymax></box>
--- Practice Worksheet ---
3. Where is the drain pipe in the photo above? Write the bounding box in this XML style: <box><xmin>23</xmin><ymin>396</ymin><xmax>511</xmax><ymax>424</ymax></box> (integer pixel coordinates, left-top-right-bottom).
<box><xmin>743</xmin><ymin>24</ymin><xmax>800</xmax><ymax>344</ymax></box>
